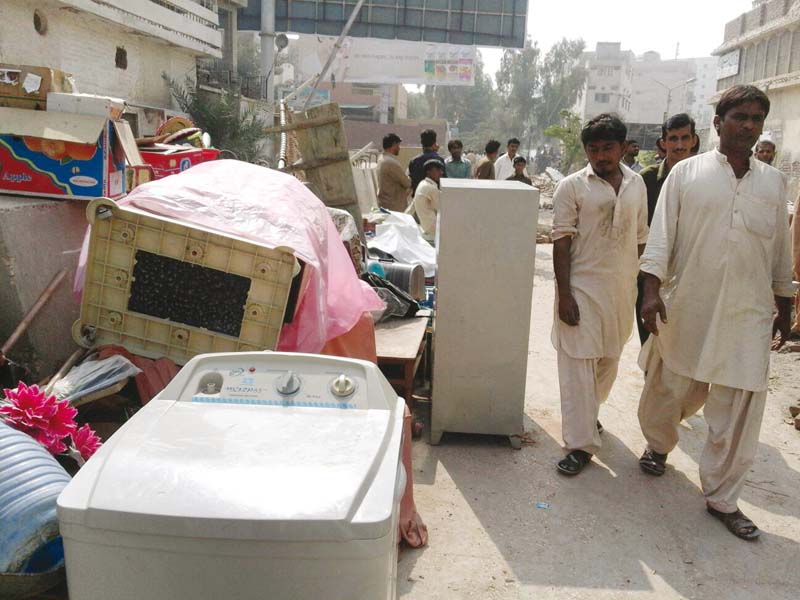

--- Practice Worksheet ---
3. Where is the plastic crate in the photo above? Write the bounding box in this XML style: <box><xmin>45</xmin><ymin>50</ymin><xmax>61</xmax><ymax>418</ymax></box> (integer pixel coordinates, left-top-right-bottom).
<box><xmin>73</xmin><ymin>198</ymin><xmax>298</xmax><ymax>364</ymax></box>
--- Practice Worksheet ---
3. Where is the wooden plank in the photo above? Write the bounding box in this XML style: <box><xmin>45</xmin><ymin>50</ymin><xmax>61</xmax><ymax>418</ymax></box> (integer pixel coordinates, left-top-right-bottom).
<box><xmin>264</xmin><ymin>115</ymin><xmax>342</xmax><ymax>135</ymax></box>
<box><xmin>375</xmin><ymin>317</ymin><xmax>428</xmax><ymax>361</ymax></box>
<box><xmin>282</xmin><ymin>153</ymin><xmax>351</xmax><ymax>173</ymax></box>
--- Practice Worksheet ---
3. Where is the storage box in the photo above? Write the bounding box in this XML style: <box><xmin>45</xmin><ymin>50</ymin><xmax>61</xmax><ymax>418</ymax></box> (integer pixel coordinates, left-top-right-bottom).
<box><xmin>74</xmin><ymin>198</ymin><xmax>298</xmax><ymax>364</ymax></box>
<box><xmin>0</xmin><ymin>107</ymin><xmax>143</xmax><ymax>200</ymax></box>
<box><xmin>140</xmin><ymin>145</ymin><xmax>221</xmax><ymax>179</ymax></box>
<box><xmin>0</xmin><ymin>64</ymin><xmax>74</xmax><ymax>110</ymax></box>
<box><xmin>47</xmin><ymin>92</ymin><xmax>125</xmax><ymax>120</ymax></box>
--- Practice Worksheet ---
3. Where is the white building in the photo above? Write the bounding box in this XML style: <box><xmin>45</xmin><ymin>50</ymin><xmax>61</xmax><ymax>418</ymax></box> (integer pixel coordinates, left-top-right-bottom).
<box><xmin>689</xmin><ymin>57</ymin><xmax>718</xmax><ymax>129</ymax></box>
<box><xmin>1</xmin><ymin>0</ymin><xmax>245</xmax><ymax>131</ymax></box>
<box><xmin>573</xmin><ymin>42</ymin><xmax>635</xmax><ymax>122</ymax></box>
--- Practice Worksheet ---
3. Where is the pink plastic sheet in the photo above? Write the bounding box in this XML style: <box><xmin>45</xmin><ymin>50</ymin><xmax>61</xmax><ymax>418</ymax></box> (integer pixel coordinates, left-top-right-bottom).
<box><xmin>75</xmin><ymin>160</ymin><xmax>383</xmax><ymax>353</ymax></box>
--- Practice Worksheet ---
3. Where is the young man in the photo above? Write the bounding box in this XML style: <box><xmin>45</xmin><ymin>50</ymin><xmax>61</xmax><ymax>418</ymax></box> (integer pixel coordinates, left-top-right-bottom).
<box><xmin>622</xmin><ymin>139</ymin><xmax>642</xmax><ymax>172</ymax></box>
<box><xmin>635</xmin><ymin>114</ymin><xmax>698</xmax><ymax>344</ymax></box>
<box><xmin>494</xmin><ymin>137</ymin><xmax>525</xmax><ymax>181</ymax></box>
<box><xmin>552</xmin><ymin>114</ymin><xmax>648</xmax><ymax>476</ymax></box>
<box><xmin>755</xmin><ymin>139</ymin><xmax>776</xmax><ymax>165</ymax></box>
<box><xmin>637</xmin><ymin>85</ymin><xmax>793</xmax><ymax>540</ymax></box>
<box><xmin>475</xmin><ymin>140</ymin><xmax>501</xmax><ymax>180</ymax></box>
<box><xmin>444</xmin><ymin>140</ymin><xmax>471</xmax><ymax>179</ymax></box>
<box><xmin>408</xmin><ymin>129</ymin><xmax>445</xmax><ymax>194</ymax></box>
<box><xmin>412</xmin><ymin>159</ymin><xmax>444</xmax><ymax>241</ymax></box>
<box><xmin>377</xmin><ymin>133</ymin><xmax>412</xmax><ymax>212</ymax></box>
<box><xmin>506</xmin><ymin>156</ymin><xmax>533</xmax><ymax>186</ymax></box>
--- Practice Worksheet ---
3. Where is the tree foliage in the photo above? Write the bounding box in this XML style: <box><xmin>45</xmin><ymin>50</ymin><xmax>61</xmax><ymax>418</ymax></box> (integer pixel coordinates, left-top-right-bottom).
<box><xmin>165</xmin><ymin>75</ymin><xmax>268</xmax><ymax>164</ymax></box>
<box><xmin>543</xmin><ymin>110</ymin><xmax>584</xmax><ymax>174</ymax></box>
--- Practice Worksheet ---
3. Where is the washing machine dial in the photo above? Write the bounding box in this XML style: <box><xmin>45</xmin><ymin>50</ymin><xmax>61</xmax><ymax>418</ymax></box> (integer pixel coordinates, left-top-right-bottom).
<box><xmin>276</xmin><ymin>371</ymin><xmax>301</xmax><ymax>395</ymax></box>
<box><xmin>331</xmin><ymin>374</ymin><xmax>356</xmax><ymax>398</ymax></box>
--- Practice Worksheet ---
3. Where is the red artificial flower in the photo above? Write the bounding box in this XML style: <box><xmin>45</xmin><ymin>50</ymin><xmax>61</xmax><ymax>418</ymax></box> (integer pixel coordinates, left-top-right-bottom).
<box><xmin>1</xmin><ymin>382</ymin><xmax>77</xmax><ymax>455</ymax></box>
<box><xmin>71</xmin><ymin>424</ymin><xmax>102</xmax><ymax>461</ymax></box>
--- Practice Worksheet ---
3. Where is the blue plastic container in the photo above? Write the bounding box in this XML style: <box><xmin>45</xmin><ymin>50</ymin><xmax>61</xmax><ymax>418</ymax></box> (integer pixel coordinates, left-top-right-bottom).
<box><xmin>0</xmin><ymin>421</ymin><xmax>71</xmax><ymax>574</ymax></box>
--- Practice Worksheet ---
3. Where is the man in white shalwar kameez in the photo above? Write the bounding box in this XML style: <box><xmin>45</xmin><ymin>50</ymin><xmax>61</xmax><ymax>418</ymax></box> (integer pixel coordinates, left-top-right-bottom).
<box><xmin>638</xmin><ymin>85</ymin><xmax>794</xmax><ymax>541</ymax></box>
<box><xmin>552</xmin><ymin>114</ymin><xmax>648</xmax><ymax>476</ymax></box>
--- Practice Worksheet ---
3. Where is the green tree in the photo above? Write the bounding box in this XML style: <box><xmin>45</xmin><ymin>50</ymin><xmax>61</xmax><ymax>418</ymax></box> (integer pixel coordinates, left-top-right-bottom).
<box><xmin>544</xmin><ymin>110</ymin><xmax>584</xmax><ymax>174</ymax></box>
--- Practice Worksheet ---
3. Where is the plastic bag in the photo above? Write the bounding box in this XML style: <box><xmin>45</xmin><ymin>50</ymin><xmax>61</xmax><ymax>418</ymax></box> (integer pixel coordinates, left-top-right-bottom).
<box><xmin>52</xmin><ymin>355</ymin><xmax>141</xmax><ymax>403</ymax></box>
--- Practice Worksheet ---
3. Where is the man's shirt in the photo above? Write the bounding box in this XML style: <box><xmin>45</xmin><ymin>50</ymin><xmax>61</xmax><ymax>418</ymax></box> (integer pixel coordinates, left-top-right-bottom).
<box><xmin>475</xmin><ymin>157</ymin><xmax>496</xmax><ymax>180</ymax></box>
<box><xmin>506</xmin><ymin>173</ymin><xmax>533</xmax><ymax>186</ymax></box>
<box><xmin>412</xmin><ymin>177</ymin><xmax>440</xmax><ymax>236</ymax></box>
<box><xmin>639</xmin><ymin>160</ymin><xmax>670</xmax><ymax>225</ymax></box>
<box><xmin>377</xmin><ymin>153</ymin><xmax>412</xmax><ymax>212</ymax></box>
<box><xmin>444</xmin><ymin>156</ymin><xmax>471</xmax><ymax>179</ymax></box>
<box><xmin>640</xmin><ymin>150</ymin><xmax>794</xmax><ymax>392</ymax></box>
<box><xmin>495</xmin><ymin>153</ymin><xmax>529</xmax><ymax>181</ymax></box>
<box><xmin>409</xmin><ymin>150</ymin><xmax>445</xmax><ymax>194</ymax></box>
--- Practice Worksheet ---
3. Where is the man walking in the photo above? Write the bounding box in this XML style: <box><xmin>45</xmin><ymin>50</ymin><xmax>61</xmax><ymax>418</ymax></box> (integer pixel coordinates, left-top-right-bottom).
<box><xmin>755</xmin><ymin>138</ymin><xmax>776</xmax><ymax>165</ymax></box>
<box><xmin>637</xmin><ymin>85</ymin><xmax>793</xmax><ymax>540</ymax></box>
<box><xmin>412</xmin><ymin>159</ymin><xmax>444</xmax><ymax>242</ymax></box>
<box><xmin>444</xmin><ymin>140</ymin><xmax>471</xmax><ymax>179</ymax></box>
<box><xmin>635</xmin><ymin>114</ymin><xmax>698</xmax><ymax>344</ymax></box>
<box><xmin>552</xmin><ymin>114</ymin><xmax>648</xmax><ymax>475</ymax></box>
<box><xmin>622</xmin><ymin>139</ymin><xmax>642</xmax><ymax>172</ymax></box>
<box><xmin>494</xmin><ymin>138</ymin><xmax>526</xmax><ymax>181</ymax></box>
<box><xmin>377</xmin><ymin>133</ymin><xmax>412</xmax><ymax>212</ymax></box>
<box><xmin>475</xmin><ymin>140</ymin><xmax>501</xmax><ymax>180</ymax></box>
<box><xmin>409</xmin><ymin>129</ymin><xmax>444</xmax><ymax>194</ymax></box>
<box><xmin>506</xmin><ymin>156</ymin><xmax>533</xmax><ymax>186</ymax></box>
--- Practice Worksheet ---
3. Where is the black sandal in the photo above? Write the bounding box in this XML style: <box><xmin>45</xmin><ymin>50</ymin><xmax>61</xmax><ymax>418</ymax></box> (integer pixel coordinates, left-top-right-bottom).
<box><xmin>706</xmin><ymin>506</ymin><xmax>761</xmax><ymax>541</ymax></box>
<box><xmin>596</xmin><ymin>420</ymin><xmax>604</xmax><ymax>434</ymax></box>
<box><xmin>557</xmin><ymin>450</ymin><xmax>592</xmax><ymax>476</ymax></box>
<box><xmin>639</xmin><ymin>448</ymin><xmax>668</xmax><ymax>476</ymax></box>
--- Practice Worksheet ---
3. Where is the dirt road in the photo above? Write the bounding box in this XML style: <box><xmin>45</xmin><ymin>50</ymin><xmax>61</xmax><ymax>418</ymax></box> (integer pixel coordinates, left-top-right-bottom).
<box><xmin>399</xmin><ymin>244</ymin><xmax>800</xmax><ymax>600</ymax></box>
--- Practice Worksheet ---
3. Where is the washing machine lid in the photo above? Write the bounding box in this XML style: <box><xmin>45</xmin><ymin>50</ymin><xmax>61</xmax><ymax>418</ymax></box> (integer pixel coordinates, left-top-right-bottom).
<box><xmin>58</xmin><ymin>397</ymin><xmax>404</xmax><ymax>542</ymax></box>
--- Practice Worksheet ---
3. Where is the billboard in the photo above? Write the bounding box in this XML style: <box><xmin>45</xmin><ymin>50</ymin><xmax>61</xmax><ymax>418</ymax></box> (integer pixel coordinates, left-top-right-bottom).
<box><xmin>291</xmin><ymin>34</ymin><xmax>476</xmax><ymax>86</ymax></box>
<box><xmin>240</xmin><ymin>0</ymin><xmax>529</xmax><ymax>49</ymax></box>
<box><xmin>717</xmin><ymin>49</ymin><xmax>741</xmax><ymax>80</ymax></box>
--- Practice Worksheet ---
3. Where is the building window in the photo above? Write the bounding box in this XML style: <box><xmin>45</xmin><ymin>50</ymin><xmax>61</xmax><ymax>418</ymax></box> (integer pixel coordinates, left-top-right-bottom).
<box><xmin>598</xmin><ymin>67</ymin><xmax>614</xmax><ymax>77</ymax></box>
<box><xmin>115</xmin><ymin>47</ymin><xmax>128</xmax><ymax>70</ymax></box>
<box><xmin>594</xmin><ymin>93</ymin><xmax>610</xmax><ymax>103</ymax></box>
<box><xmin>33</xmin><ymin>9</ymin><xmax>47</xmax><ymax>35</ymax></box>
<box><xmin>351</xmin><ymin>84</ymin><xmax>380</xmax><ymax>96</ymax></box>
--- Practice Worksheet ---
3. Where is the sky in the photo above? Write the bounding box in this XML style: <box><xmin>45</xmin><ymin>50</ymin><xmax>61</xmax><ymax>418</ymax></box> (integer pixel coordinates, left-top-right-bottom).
<box><xmin>480</xmin><ymin>0</ymin><xmax>755</xmax><ymax>79</ymax></box>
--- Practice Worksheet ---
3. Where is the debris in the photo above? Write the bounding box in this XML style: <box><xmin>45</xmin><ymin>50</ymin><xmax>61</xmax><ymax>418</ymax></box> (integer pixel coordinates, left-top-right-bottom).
<box><xmin>535</xmin><ymin>502</ymin><xmax>550</xmax><ymax>509</ymax></box>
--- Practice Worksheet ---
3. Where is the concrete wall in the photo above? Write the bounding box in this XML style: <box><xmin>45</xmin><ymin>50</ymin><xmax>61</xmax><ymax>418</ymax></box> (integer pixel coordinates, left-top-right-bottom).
<box><xmin>1</xmin><ymin>0</ymin><xmax>199</xmax><ymax>107</ymax></box>
<box><xmin>0</xmin><ymin>196</ymin><xmax>87</xmax><ymax>379</ymax></box>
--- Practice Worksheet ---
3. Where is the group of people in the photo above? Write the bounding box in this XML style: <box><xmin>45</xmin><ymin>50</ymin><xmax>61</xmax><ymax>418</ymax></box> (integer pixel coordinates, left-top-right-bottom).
<box><xmin>376</xmin><ymin>130</ymin><xmax>533</xmax><ymax>240</ymax></box>
<box><xmin>552</xmin><ymin>84</ymin><xmax>794</xmax><ymax>542</ymax></box>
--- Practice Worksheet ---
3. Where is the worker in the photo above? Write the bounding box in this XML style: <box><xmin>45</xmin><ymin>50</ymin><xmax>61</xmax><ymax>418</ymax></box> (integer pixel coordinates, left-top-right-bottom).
<box><xmin>552</xmin><ymin>114</ymin><xmax>648</xmax><ymax>476</ymax></box>
<box><xmin>412</xmin><ymin>159</ymin><xmax>444</xmax><ymax>242</ymax></box>
<box><xmin>376</xmin><ymin>133</ymin><xmax>412</xmax><ymax>212</ymax></box>
<box><xmin>635</xmin><ymin>113</ymin><xmax>698</xmax><ymax>344</ymax></box>
<box><xmin>506</xmin><ymin>156</ymin><xmax>533</xmax><ymax>186</ymax></box>
<box><xmin>637</xmin><ymin>85</ymin><xmax>793</xmax><ymax>541</ymax></box>
<box><xmin>475</xmin><ymin>140</ymin><xmax>501</xmax><ymax>180</ymax></box>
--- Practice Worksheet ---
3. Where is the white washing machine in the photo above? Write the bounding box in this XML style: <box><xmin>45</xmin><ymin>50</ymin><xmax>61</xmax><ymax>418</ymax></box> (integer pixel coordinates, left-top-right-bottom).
<box><xmin>57</xmin><ymin>352</ymin><xmax>406</xmax><ymax>600</ymax></box>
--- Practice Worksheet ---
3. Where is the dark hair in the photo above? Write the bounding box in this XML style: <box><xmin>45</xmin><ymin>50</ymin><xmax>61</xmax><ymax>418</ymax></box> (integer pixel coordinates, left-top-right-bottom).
<box><xmin>661</xmin><ymin>113</ymin><xmax>696</xmax><ymax>139</ymax></box>
<box><xmin>716</xmin><ymin>84</ymin><xmax>770</xmax><ymax>118</ymax></box>
<box><xmin>424</xmin><ymin>159</ymin><xmax>444</xmax><ymax>174</ymax></box>
<box><xmin>448</xmin><ymin>139</ymin><xmax>463</xmax><ymax>151</ymax></box>
<box><xmin>485</xmin><ymin>140</ymin><xmax>501</xmax><ymax>154</ymax></box>
<box><xmin>513</xmin><ymin>156</ymin><xmax>527</xmax><ymax>165</ymax></box>
<box><xmin>507</xmin><ymin>138</ymin><xmax>521</xmax><ymax>146</ymax></box>
<box><xmin>420</xmin><ymin>129</ymin><xmax>437</xmax><ymax>148</ymax></box>
<box><xmin>382</xmin><ymin>133</ymin><xmax>402</xmax><ymax>150</ymax></box>
<box><xmin>691</xmin><ymin>137</ymin><xmax>701</xmax><ymax>154</ymax></box>
<box><xmin>756</xmin><ymin>139</ymin><xmax>776</xmax><ymax>150</ymax></box>
<box><xmin>581</xmin><ymin>114</ymin><xmax>627</xmax><ymax>146</ymax></box>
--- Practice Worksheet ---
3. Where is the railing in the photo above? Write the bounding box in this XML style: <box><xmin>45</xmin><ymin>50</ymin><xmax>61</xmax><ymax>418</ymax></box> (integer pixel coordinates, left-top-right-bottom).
<box><xmin>196</xmin><ymin>64</ymin><xmax>268</xmax><ymax>100</ymax></box>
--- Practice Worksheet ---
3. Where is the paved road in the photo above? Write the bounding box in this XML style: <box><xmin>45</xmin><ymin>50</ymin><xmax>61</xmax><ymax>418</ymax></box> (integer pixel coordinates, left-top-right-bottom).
<box><xmin>399</xmin><ymin>244</ymin><xmax>800</xmax><ymax>600</ymax></box>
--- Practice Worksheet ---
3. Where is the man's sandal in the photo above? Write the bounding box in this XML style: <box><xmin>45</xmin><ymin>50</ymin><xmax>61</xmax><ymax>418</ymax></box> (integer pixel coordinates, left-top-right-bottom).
<box><xmin>706</xmin><ymin>506</ymin><xmax>761</xmax><ymax>541</ymax></box>
<box><xmin>596</xmin><ymin>420</ymin><xmax>604</xmax><ymax>434</ymax></box>
<box><xmin>639</xmin><ymin>449</ymin><xmax>668</xmax><ymax>476</ymax></box>
<box><xmin>557</xmin><ymin>450</ymin><xmax>592</xmax><ymax>476</ymax></box>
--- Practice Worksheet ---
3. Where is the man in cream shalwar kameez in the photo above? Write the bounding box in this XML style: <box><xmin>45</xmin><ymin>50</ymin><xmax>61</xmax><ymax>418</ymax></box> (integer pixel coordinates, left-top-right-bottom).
<box><xmin>552</xmin><ymin>114</ymin><xmax>648</xmax><ymax>475</ymax></box>
<box><xmin>637</xmin><ymin>85</ymin><xmax>794</xmax><ymax>540</ymax></box>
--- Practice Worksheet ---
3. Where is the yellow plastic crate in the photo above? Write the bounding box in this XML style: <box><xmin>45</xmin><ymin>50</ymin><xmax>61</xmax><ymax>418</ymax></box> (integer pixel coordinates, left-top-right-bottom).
<box><xmin>73</xmin><ymin>198</ymin><xmax>298</xmax><ymax>364</ymax></box>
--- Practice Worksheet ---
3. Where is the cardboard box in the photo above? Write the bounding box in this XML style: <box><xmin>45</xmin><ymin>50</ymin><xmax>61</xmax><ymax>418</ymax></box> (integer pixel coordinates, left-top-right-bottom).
<box><xmin>0</xmin><ymin>107</ymin><xmax>144</xmax><ymax>200</ymax></box>
<box><xmin>47</xmin><ymin>92</ymin><xmax>125</xmax><ymax>120</ymax></box>
<box><xmin>0</xmin><ymin>64</ymin><xmax>74</xmax><ymax>110</ymax></box>
<box><xmin>140</xmin><ymin>145</ymin><xmax>220</xmax><ymax>179</ymax></box>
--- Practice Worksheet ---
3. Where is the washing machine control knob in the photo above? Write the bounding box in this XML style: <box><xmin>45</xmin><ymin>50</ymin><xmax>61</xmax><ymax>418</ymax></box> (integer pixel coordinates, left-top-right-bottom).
<box><xmin>276</xmin><ymin>371</ymin><xmax>301</xmax><ymax>395</ymax></box>
<box><xmin>331</xmin><ymin>374</ymin><xmax>356</xmax><ymax>398</ymax></box>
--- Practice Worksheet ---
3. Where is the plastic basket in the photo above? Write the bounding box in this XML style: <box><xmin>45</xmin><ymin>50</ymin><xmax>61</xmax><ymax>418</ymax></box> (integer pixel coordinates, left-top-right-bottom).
<box><xmin>74</xmin><ymin>198</ymin><xmax>298</xmax><ymax>364</ymax></box>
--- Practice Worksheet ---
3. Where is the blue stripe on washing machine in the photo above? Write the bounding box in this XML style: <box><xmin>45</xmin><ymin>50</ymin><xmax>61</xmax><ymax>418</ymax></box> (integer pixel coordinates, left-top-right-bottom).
<box><xmin>191</xmin><ymin>396</ymin><xmax>357</xmax><ymax>409</ymax></box>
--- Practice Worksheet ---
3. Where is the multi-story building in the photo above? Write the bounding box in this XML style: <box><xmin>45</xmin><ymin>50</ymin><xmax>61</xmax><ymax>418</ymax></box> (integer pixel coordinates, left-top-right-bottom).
<box><xmin>573</xmin><ymin>42</ymin><xmax>635</xmax><ymax>122</ymax></box>
<box><xmin>1</xmin><ymin>0</ymin><xmax>245</xmax><ymax>133</ymax></box>
<box><xmin>689</xmin><ymin>57</ymin><xmax>718</xmax><ymax>129</ymax></box>
<box><xmin>713</xmin><ymin>0</ymin><xmax>800</xmax><ymax>192</ymax></box>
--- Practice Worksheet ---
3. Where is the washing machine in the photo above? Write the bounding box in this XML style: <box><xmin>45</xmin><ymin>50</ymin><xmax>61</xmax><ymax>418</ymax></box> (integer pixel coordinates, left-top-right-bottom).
<box><xmin>57</xmin><ymin>352</ymin><xmax>406</xmax><ymax>600</ymax></box>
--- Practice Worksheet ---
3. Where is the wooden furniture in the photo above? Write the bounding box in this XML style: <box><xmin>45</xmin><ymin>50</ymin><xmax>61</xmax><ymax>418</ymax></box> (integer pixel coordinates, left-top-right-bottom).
<box><xmin>375</xmin><ymin>317</ymin><xmax>428</xmax><ymax>406</ymax></box>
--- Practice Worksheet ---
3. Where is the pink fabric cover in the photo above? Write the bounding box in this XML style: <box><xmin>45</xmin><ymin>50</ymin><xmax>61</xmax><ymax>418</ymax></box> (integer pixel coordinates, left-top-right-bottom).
<box><xmin>75</xmin><ymin>160</ymin><xmax>382</xmax><ymax>353</ymax></box>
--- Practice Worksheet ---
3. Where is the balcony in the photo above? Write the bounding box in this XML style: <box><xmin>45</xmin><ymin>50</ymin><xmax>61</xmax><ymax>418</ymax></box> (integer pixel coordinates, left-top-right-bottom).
<box><xmin>60</xmin><ymin>0</ymin><xmax>223</xmax><ymax>57</ymax></box>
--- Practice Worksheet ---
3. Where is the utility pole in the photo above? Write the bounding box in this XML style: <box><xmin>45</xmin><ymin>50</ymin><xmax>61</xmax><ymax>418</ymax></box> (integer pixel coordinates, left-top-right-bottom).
<box><xmin>260</xmin><ymin>0</ymin><xmax>275</xmax><ymax>104</ymax></box>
